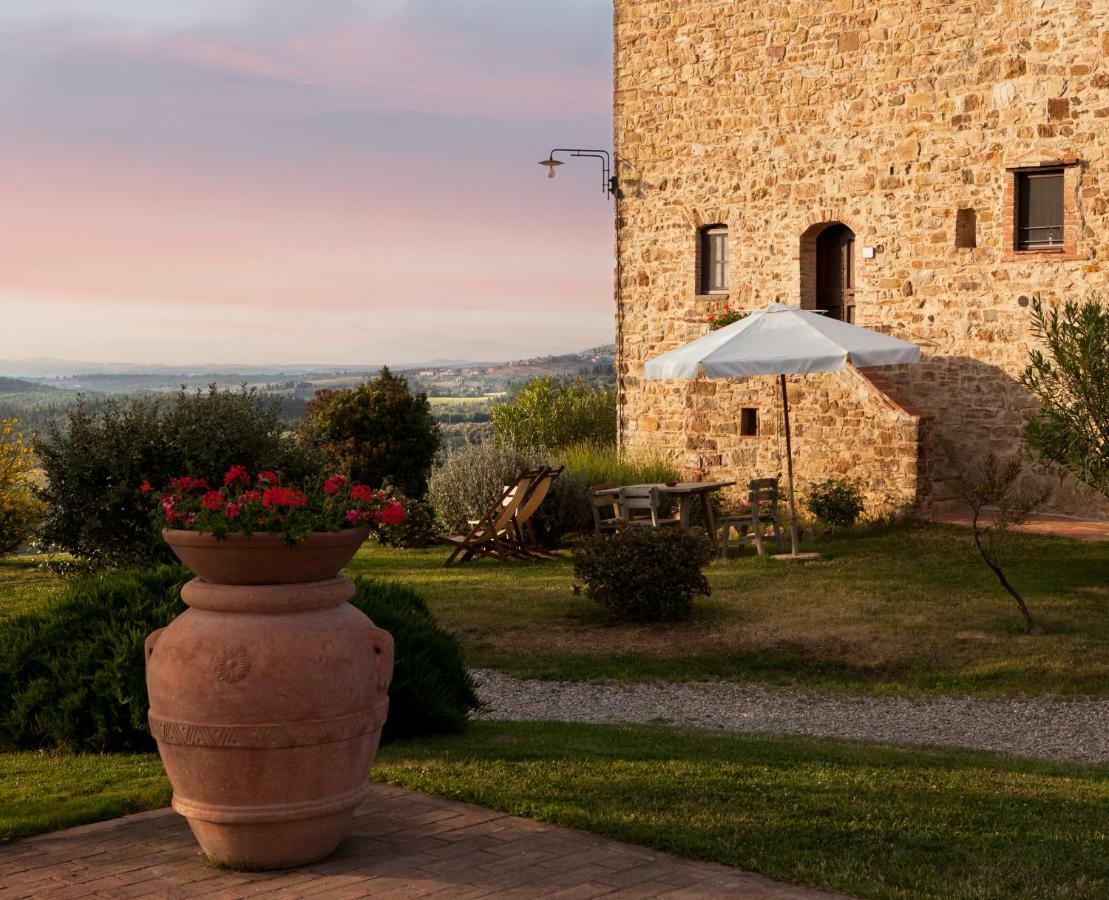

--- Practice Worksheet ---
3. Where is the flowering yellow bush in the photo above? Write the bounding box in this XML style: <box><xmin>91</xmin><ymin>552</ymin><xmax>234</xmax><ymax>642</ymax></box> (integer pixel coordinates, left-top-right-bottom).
<box><xmin>0</xmin><ymin>419</ymin><xmax>42</xmax><ymax>554</ymax></box>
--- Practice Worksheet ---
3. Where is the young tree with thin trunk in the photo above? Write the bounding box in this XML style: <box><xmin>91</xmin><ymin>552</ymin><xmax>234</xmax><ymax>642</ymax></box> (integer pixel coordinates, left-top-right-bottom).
<box><xmin>944</xmin><ymin>445</ymin><xmax>1049</xmax><ymax>633</ymax></box>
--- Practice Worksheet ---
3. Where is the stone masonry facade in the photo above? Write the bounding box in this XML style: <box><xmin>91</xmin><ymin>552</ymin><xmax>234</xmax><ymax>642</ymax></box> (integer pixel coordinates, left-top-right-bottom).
<box><xmin>613</xmin><ymin>0</ymin><xmax>1109</xmax><ymax>518</ymax></box>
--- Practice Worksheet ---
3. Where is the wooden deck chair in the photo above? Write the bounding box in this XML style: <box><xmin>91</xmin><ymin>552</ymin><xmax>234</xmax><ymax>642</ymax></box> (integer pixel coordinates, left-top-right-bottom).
<box><xmin>439</xmin><ymin>470</ymin><xmax>538</xmax><ymax>567</ymax></box>
<box><xmin>617</xmin><ymin>486</ymin><xmax>680</xmax><ymax>528</ymax></box>
<box><xmin>589</xmin><ymin>485</ymin><xmax>622</xmax><ymax>535</ymax></box>
<box><xmin>510</xmin><ymin>465</ymin><xmax>564</xmax><ymax>558</ymax></box>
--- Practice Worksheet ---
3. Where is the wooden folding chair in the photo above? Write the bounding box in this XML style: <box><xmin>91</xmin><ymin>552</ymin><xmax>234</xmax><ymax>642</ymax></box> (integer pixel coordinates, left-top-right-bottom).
<box><xmin>589</xmin><ymin>485</ymin><xmax>622</xmax><ymax>535</ymax></box>
<box><xmin>509</xmin><ymin>465</ymin><xmax>564</xmax><ymax>558</ymax></box>
<box><xmin>438</xmin><ymin>470</ymin><xmax>539</xmax><ymax>567</ymax></box>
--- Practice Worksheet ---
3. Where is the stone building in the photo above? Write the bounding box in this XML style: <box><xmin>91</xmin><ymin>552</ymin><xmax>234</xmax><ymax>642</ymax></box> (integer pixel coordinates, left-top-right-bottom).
<box><xmin>613</xmin><ymin>0</ymin><xmax>1109</xmax><ymax>518</ymax></box>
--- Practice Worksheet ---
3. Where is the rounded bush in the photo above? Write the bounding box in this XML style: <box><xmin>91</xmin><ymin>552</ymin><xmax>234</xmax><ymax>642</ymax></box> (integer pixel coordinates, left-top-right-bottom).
<box><xmin>573</xmin><ymin>526</ymin><xmax>714</xmax><ymax>621</ymax></box>
<box><xmin>349</xmin><ymin>577</ymin><xmax>479</xmax><ymax>742</ymax></box>
<box><xmin>0</xmin><ymin>568</ymin><xmax>477</xmax><ymax>752</ymax></box>
<box><xmin>805</xmin><ymin>478</ymin><xmax>865</xmax><ymax>531</ymax></box>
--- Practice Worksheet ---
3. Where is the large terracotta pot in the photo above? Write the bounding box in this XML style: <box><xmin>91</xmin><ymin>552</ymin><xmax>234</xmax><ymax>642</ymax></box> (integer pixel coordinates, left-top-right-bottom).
<box><xmin>146</xmin><ymin>530</ymin><xmax>393</xmax><ymax>869</ymax></box>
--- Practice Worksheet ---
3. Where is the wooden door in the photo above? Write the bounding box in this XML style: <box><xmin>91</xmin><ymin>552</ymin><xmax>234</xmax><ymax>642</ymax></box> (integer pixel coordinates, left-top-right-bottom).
<box><xmin>815</xmin><ymin>224</ymin><xmax>855</xmax><ymax>322</ymax></box>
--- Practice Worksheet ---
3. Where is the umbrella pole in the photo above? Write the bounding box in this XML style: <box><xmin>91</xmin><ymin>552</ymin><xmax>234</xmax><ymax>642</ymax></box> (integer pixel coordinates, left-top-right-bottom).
<box><xmin>779</xmin><ymin>373</ymin><xmax>801</xmax><ymax>555</ymax></box>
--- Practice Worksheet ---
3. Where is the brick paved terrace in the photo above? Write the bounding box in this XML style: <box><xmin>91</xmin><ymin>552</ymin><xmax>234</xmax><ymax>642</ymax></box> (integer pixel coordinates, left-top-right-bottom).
<box><xmin>0</xmin><ymin>783</ymin><xmax>842</xmax><ymax>899</ymax></box>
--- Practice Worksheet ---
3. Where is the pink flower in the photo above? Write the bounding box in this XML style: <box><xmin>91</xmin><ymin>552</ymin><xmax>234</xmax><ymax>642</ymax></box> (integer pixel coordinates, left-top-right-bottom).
<box><xmin>323</xmin><ymin>475</ymin><xmax>350</xmax><ymax>496</ymax></box>
<box><xmin>225</xmin><ymin>502</ymin><xmax>242</xmax><ymax>520</ymax></box>
<box><xmin>345</xmin><ymin>509</ymin><xmax>366</xmax><ymax>525</ymax></box>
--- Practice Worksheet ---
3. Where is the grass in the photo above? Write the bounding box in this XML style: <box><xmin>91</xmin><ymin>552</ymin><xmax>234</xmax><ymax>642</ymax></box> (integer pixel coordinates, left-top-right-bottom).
<box><xmin>3</xmin><ymin>722</ymin><xmax>1106</xmax><ymax>900</ymax></box>
<box><xmin>347</xmin><ymin>521</ymin><xmax>1109</xmax><ymax>697</ymax></box>
<box><xmin>0</xmin><ymin>751</ymin><xmax>168</xmax><ymax>842</ymax></box>
<box><xmin>374</xmin><ymin>721</ymin><xmax>1109</xmax><ymax>900</ymax></box>
<box><xmin>3</xmin><ymin>521</ymin><xmax>1106</xmax><ymax>696</ymax></box>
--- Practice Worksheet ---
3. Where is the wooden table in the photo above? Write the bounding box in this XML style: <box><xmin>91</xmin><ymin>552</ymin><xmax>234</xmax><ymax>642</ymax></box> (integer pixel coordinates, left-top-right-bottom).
<box><xmin>595</xmin><ymin>481</ymin><xmax>736</xmax><ymax>549</ymax></box>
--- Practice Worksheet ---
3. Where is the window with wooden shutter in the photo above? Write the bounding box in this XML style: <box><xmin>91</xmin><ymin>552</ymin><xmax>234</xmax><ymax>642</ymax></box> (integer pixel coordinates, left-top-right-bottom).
<box><xmin>1015</xmin><ymin>169</ymin><xmax>1064</xmax><ymax>250</ymax></box>
<box><xmin>699</xmin><ymin>226</ymin><xmax>728</xmax><ymax>293</ymax></box>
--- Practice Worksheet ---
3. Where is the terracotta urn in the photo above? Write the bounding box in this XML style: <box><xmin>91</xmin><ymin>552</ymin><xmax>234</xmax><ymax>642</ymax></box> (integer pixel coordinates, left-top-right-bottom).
<box><xmin>146</xmin><ymin>528</ymin><xmax>394</xmax><ymax>869</ymax></box>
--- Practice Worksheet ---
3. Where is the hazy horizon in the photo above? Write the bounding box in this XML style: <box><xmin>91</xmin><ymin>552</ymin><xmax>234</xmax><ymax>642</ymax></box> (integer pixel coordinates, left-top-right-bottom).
<box><xmin>0</xmin><ymin>1</ymin><xmax>615</xmax><ymax>364</ymax></box>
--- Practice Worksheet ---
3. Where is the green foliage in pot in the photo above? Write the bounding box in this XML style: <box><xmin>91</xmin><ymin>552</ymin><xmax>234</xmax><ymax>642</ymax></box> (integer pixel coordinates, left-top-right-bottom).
<box><xmin>573</xmin><ymin>526</ymin><xmax>714</xmax><ymax>622</ymax></box>
<box><xmin>805</xmin><ymin>478</ymin><xmax>865</xmax><ymax>531</ymax></box>
<box><xmin>301</xmin><ymin>368</ymin><xmax>440</xmax><ymax>499</ymax></box>
<box><xmin>0</xmin><ymin>568</ymin><xmax>477</xmax><ymax>752</ymax></box>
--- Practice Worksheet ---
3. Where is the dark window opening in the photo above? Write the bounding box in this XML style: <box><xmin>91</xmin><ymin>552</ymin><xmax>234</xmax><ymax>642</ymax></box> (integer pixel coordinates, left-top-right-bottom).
<box><xmin>740</xmin><ymin>408</ymin><xmax>758</xmax><ymax>436</ymax></box>
<box><xmin>699</xmin><ymin>225</ymin><xmax>729</xmax><ymax>293</ymax></box>
<box><xmin>955</xmin><ymin>208</ymin><xmax>977</xmax><ymax>249</ymax></box>
<box><xmin>1015</xmin><ymin>168</ymin><xmax>1064</xmax><ymax>250</ymax></box>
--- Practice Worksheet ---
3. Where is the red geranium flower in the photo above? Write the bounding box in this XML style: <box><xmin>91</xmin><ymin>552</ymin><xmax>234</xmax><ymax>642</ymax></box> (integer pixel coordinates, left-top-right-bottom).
<box><xmin>374</xmin><ymin>501</ymin><xmax>406</xmax><ymax>527</ymax></box>
<box><xmin>200</xmin><ymin>490</ymin><xmax>225</xmax><ymax>512</ymax></box>
<box><xmin>139</xmin><ymin>479</ymin><xmax>153</xmax><ymax>495</ymax></box>
<box><xmin>323</xmin><ymin>474</ymin><xmax>350</xmax><ymax>496</ymax></box>
<box><xmin>223</xmin><ymin>465</ymin><xmax>250</xmax><ymax>487</ymax></box>
<box><xmin>262</xmin><ymin>486</ymin><xmax>308</xmax><ymax>509</ymax></box>
<box><xmin>225</xmin><ymin>502</ymin><xmax>242</xmax><ymax>520</ymax></box>
<box><xmin>241</xmin><ymin>489</ymin><xmax>262</xmax><ymax>504</ymax></box>
<box><xmin>350</xmin><ymin>484</ymin><xmax>376</xmax><ymax>503</ymax></box>
<box><xmin>257</xmin><ymin>470</ymin><xmax>280</xmax><ymax>486</ymax></box>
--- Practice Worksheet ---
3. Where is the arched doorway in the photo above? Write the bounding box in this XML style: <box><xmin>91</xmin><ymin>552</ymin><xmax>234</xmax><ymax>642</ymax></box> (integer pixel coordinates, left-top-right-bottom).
<box><xmin>815</xmin><ymin>223</ymin><xmax>855</xmax><ymax>322</ymax></box>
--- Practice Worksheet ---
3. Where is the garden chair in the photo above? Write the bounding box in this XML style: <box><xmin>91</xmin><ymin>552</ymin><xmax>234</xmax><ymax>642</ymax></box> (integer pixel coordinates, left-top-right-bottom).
<box><xmin>589</xmin><ymin>485</ymin><xmax>622</xmax><ymax>535</ymax></box>
<box><xmin>509</xmin><ymin>465</ymin><xmax>564</xmax><ymax>558</ymax></box>
<box><xmin>718</xmin><ymin>477</ymin><xmax>784</xmax><ymax>558</ymax></box>
<box><xmin>617</xmin><ymin>485</ymin><xmax>680</xmax><ymax>529</ymax></box>
<box><xmin>439</xmin><ymin>470</ymin><xmax>539</xmax><ymax>567</ymax></box>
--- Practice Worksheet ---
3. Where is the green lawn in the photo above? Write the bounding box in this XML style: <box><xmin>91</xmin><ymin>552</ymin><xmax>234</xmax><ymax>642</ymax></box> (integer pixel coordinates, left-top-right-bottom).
<box><xmin>3</xmin><ymin>723</ymin><xmax>1106</xmax><ymax>900</ymax></box>
<box><xmin>3</xmin><ymin>522</ymin><xmax>1107</xmax><ymax>696</ymax></box>
<box><xmin>346</xmin><ymin>522</ymin><xmax>1109</xmax><ymax>697</ymax></box>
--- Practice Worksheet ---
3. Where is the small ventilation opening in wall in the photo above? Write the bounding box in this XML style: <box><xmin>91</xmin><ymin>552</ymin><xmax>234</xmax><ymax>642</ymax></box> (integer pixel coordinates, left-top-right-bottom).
<box><xmin>955</xmin><ymin>208</ymin><xmax>977</xmax><ymax>248</ymax></box>
<box><xmin>740</xmin><ymin>408</ymin><xmax>758</xmax><ymax>436</ymax></box>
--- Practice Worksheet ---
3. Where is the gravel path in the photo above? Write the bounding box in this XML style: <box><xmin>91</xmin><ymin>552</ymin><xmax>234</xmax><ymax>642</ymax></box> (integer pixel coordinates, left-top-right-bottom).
<box><xmin>472</xmin><ymin>670</ymin><xmax>1109</xmax><ymax>764</ymax></box>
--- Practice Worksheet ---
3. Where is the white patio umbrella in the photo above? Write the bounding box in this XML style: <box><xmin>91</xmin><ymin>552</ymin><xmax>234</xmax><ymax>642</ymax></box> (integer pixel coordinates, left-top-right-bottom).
<box><xmin>644</xmin><ymin>303</ymin><xmax>920</xmax><ymax>558</ymax></box>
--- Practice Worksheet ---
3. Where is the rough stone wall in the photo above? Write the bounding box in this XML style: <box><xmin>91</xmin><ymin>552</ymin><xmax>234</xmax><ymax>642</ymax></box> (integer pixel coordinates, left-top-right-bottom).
<box><xmin>614</xmin><ymin>0</ymin><xmax>1109</xmax><ymax>518</ymax></box>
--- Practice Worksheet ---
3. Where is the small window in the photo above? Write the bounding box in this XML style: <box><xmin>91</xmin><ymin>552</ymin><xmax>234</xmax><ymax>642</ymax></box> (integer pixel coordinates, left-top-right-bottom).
<box><xmin>740</xmin><ymin>408</ymin><xmax>758</xmax><ymax>436</ymax></box>
<box><xmin>1015</xmin><ymin>168</ymin><xmax>1064</xmax><ymax>250</ymax></box>
<box><xmin>955</xmin><ymin>208</ymin><xmax>977</xmax><ymax>249</ymax></box>
<box><xmin>699</xmin><ymin>225</ymin><xmax>728</xmax><ymax>293</ymax></box>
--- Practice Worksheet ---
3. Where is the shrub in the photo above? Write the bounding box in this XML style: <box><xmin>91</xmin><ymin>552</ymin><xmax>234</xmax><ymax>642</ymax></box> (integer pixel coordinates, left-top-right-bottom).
<box><xmin>491</xmin><ymin>378</ymin><xmax>616</xmax><ymax>450</ymax></box>
<box><xmin>0</xmin><ymin>566</ymin><xmax>187</xmax><ymax>752</ymax></box>
<box><xmin>805</xmin><ymin>478</ymin><xmax>865</xmax><ymax>531</ymax></box>
<box><xmin>1020</xmin><ymin>295</ymin><xmax>1109</xmax><ymax>497</ymax></box>
<box><xmin>0</xmin><ymin>418</ymin><xmax>42</xmax><ymax>555</ymax></box>
<box><xmin>37</xmin><ymin>388</ymin><xmax>313</xmax><ymax>567</ymax></box>
<box><xmin>537</xmin><ymin>441</ymin><xmax>680</xmax><ymax>542</ymax></box>
<box><xmin>0</xmin><ymin>567</ymin><xmax>475</xmax><ymax>752</ymax></box>
<box><xmin>349</xmin><ymin>578</ymin><xmax>479</xmax><ymax>741</ymax></box>
<box><xmin>301</xmin><ymin>369</ymin><xmax>440</xmax><ymax>498</ymax></box>
<box><xmin>373</xmin><ymin>484</ymin><xmax>438</xmax><ymax>548</ymax></box>
<box><xmin>573</xmin><ymin>526</ymin><xmax>714</xmax><ymax>621</ymax></box>
<box><xmin>427</xmin><ymin>442</ymin><xmax>529</xmax><ymax>532</ymax></box>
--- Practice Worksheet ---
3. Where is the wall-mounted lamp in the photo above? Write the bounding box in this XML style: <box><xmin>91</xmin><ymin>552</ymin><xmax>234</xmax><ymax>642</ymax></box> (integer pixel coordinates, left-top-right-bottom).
<box><xmin>538</xmin><ymin>148</ymin><xmax>620</xmax><ymax>198</ymax></box>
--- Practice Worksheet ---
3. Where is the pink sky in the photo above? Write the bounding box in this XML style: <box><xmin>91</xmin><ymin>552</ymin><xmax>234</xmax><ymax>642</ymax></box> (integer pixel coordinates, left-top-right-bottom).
<box><xmin>0</xmin><ymin>1</ymin><xmax>614</xmax><ymax>365</ymax></box>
